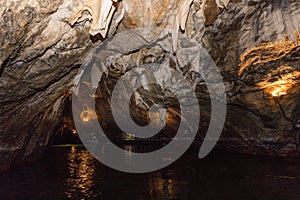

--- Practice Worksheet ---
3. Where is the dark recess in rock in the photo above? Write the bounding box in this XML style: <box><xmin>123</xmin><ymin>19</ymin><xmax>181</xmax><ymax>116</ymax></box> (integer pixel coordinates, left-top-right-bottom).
<box><xmin>0</xmin><ymin>0</ymin><xmax>300</xmax><ymax>170</ymax></box>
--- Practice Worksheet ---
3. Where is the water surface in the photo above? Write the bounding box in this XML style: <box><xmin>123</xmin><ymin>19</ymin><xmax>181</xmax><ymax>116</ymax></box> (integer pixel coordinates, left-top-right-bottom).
<box><xmin>0</xmin><ymin>146</ymin><xmax>300</xmax><ymax>200</ymax></box>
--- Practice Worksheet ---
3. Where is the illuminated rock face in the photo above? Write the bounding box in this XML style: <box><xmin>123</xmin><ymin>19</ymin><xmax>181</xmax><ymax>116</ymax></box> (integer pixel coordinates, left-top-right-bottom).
<box><xmin>0</xmin><ymin>0</ymin><xmax>300</xmax><ymax>169</ymax></box>
<box><xmin>203</xmin><ymin>0</ymin><xmax>300</xmax><ymax>155</ymax></box>
<box><xmin>0</xmin><ymin>0</ymin><xmax>93</xmax><ymax>170</ymax></box>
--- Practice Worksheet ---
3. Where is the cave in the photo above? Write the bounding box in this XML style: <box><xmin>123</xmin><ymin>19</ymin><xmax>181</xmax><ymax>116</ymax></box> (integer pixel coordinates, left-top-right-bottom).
<box><xmin>0</xmin><ymin>0</ymin><xmax>300</xmax><ymax>199</ymax></box>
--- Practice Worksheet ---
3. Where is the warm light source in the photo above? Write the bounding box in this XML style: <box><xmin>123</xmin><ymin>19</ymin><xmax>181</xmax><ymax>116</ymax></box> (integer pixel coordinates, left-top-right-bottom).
<box><xmin>272</xmin><ymin>90</ymin><xmax>287</xmax><ymax>97</ymax></box>
<box><xmin>257</xmin><ymin>66</ymin><xmax>300</xmax><ymax>98</ymax></box>
<box><xmin>239</xmin><ymin>33</ymin><xmax>300</xmax><ymax>76</ymax></box>
<box><xmin>264</xmin><ymin>79</ymin><xmax>290</xmax><ymax>97</ymax></box>
<box><xmin>268</xmin><ymin>83</ymin><xmax>288</xmax><ymax>97</ymax></box>
<box><xmin>238</xmin><ymin>34</ymin><xmax>300</xmax><ymax>98</ymax></box>
<box><xmin>80</xmin><ymin>106</ymin><xmax>98</xmax><ymax>122</ymax></box>
<box><xmin>124</xmin><ymin>133</ymin><xmax>135</xmax><ymax>141</ymax></box>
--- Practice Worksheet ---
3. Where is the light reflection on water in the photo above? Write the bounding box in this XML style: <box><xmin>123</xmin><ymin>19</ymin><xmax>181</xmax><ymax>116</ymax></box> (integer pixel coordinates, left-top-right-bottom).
<box><xmin>65</xmin><ymin>146</ymin><xmax>96</xmax><ymax>199</ymax></box>
<box><xmin>148</xmin><ymin>173</ymin><xmax>175</xmax><ymax>200</ymax></box>
<box><xmin>0</xmin><ymin>145</ymin><xmax>300</xmax><ymax>200</ymax></box>
<box><xmin>64</xmin><ymin>145</ymin><xmax>177</xmax><ymax>200</ymax></box>
<box><xmin>124</xmin><ymin>145</ymin><xmax>134</xmax><ymax>166</ymax></box>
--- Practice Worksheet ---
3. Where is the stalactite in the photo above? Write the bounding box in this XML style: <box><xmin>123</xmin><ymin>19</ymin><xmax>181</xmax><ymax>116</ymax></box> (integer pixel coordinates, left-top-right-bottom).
<box><xmin>69</xmin><ymin>0</ymin><xmax>121</xmax><ymax>37</ymax></box>
<box><xmin>215</xmin><ymin>0</ymin><xmax>230</xmax><ymax>9</ymax></box>
<box><xmin>69</xmin><ymin>0</ymin><xmax>230</xmax><ymax>47</ymax></box>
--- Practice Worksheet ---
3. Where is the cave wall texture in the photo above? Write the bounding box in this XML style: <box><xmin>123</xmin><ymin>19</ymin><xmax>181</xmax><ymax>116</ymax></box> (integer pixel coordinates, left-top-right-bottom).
<box><xmin>0</xmin><ymin>0</ymin><xmax>300</xmax><ymax>169</ymax></box>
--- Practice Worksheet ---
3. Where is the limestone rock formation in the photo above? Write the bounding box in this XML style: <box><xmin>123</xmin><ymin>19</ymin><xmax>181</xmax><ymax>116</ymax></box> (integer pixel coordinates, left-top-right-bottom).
<box><xmin>0</xmin><ymin>0</ymin><xmax>93</xmax><ymax>170</ymax></box>
<box><xmin>1</xmin><ymin>0</ymin><xmax>300</xmax><ymax>170</ymax></box>
<box><xmin>203</xmin><ymin>0</ymin><xmax>300</xmax><ymax>155</ymax></box>
<box><xmin>69</xmin><ymin>0</ymin><xmax>120</xmax><ymax>37</ymax></box>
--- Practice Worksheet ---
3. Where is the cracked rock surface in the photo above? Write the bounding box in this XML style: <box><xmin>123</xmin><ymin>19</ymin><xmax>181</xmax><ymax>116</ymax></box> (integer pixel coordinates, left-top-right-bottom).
<box><xmin>1</xmin><ymin>0</ymin><xmax>300</xmax><ymax>169</ymax></box>
<box><xmin>0</xmin><ymin>0</ymin><xmax>93</xmax><ymax>169</ymax></box>
<box><xmin>203</xmin><ymin>0</ymin><xmax>300</xmax><ymax>155</ymax></box>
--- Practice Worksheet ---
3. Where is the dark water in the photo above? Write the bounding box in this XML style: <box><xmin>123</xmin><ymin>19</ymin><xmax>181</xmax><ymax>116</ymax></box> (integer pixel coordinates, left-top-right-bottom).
<box><xmin>0</xmin><ymin>145</ymin><xmax>300</xmax><ymax>200</ymax></box>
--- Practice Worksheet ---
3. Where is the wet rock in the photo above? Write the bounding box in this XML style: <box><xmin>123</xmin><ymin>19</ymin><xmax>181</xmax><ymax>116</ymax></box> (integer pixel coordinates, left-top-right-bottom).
<box><xmin>203</xmin><ymin>0</ymin><xmax>300</xmax><ymax>155</ymax></box>
<box><xmin>0</xmin><ymin>0</ymin><xmax>93</xmax><ymax>170</ymax></box>
<box><xmin>1</xmin><ymin>0</ymin><xmax>300</xmax><ymax>170</ymax></box>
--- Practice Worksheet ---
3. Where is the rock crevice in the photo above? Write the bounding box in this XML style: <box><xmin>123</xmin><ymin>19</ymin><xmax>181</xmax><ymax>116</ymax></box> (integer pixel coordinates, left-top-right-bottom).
<box><xmin>1</xmin><ymin>0</ymin><xmax>300</xmax><ymax>170</ymax></box>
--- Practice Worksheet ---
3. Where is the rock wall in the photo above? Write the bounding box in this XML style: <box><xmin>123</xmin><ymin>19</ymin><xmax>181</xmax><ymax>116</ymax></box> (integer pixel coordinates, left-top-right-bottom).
<box><xmin>202</xmin><ymin>0</ymin><xmax>300</xmax><ymax>155</ymax></box>
<box><xmin>0</xmin><ymin>0</ymin><xmax>300</xmax><ymax>169</ymax></box>
<box><xmin>0</xmin><ymin>0</ymin><xmax>94</xmax><ymax>169</ymax></box>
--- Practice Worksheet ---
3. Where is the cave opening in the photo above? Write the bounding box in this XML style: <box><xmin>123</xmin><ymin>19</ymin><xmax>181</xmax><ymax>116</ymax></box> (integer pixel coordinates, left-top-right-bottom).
<box><xmin>1</xmin><ymin>0</ymin><xmax>300</xmax><ymax>199</ymax></box>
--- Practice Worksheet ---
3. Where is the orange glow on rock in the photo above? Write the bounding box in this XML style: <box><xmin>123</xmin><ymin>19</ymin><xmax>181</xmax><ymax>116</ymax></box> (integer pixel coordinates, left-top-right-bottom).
<box><xmin>80</xmin><ymin>107</ymin><xmax>98</xmax><ymax>122</ymax></box>
<box><xmin>239</xmin><ymin>33</ymin><xmax>300</xmax><ymax>76</ymax></box>
<box><xmin>257</xmin><ymin>66</ymin><xmax>300</xmax><ymax>97</ymax></box>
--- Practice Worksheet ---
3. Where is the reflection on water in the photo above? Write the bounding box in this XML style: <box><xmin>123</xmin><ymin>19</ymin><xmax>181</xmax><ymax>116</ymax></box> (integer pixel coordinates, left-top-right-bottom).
<box><xmin>0</xmin><ymin>145</ymin><xmax>300</xmax><ymax>200</ymax></box>
<box><xmin>124</xmin><ymin>145</ymin><xmax>134</xmax><ymax>166</ymax></box>
<box><xmin>148</xmin><ymin>173</ymin><xmax>175</xmax><ymax>200</ymax></box>
<box><xmin>66</xmin><ymin>146</ymin><xmax>96</xmax><ymax>199</ymax></box>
